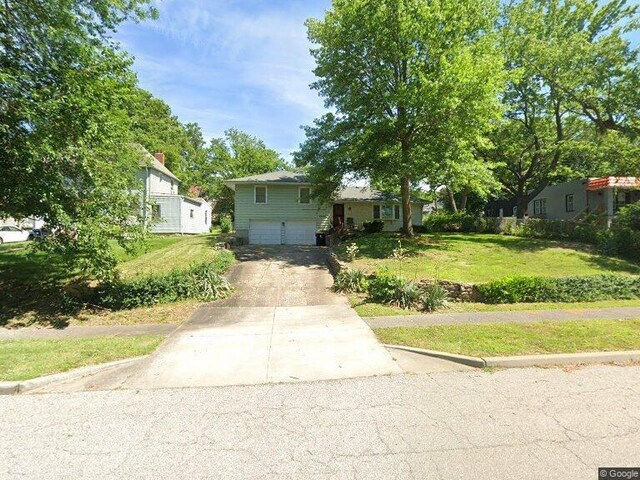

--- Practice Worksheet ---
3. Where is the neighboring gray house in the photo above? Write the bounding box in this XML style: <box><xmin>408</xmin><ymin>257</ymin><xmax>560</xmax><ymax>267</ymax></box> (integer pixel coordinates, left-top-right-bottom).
<box><xmin>225</xmin><ymin>171</ymin><xmax>425</xmax><ymax>245</ymax></box>
<box><xmin>528</xmin><ymin>177</ymin><xmax>640</xmax><ymax>223</ymax></box>
<box><xmin>138</xmin><ymin>150</ymin><xmax>212</xmax><ymax>234</ymax></box>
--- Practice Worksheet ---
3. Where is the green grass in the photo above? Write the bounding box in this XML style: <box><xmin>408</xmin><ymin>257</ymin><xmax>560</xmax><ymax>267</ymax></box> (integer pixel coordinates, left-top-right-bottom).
<box><xmin>352</xmin><ymin>296</ymin><xmax>640</xmax><ymax>317</ymax></box>
<box><xmin>0</xmin><ymin>335</ymin><xmax>163</xmax><ymax>381</ymax></box>
<box><xmin>374</xmin><ymin>319</ymin><xmax>640</xmax><ymax>357</ymax></box>
<box><xmin>0</xmin><ymin>233</ymin><xmax>232</xmax><ymax>327</ymax></box>
<box><xmin>340</xmin><ymin>233</ymin><xmax>640</xmax><ymax>283</ymax></box>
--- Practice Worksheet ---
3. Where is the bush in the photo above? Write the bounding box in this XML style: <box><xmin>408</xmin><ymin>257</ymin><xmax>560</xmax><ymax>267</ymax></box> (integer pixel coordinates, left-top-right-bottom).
<box><xmin>98</xmin><ymin>260</ymin><xmax>233</xmax><ymax>309</ymax></box>
<box><xmin>477</xmin><ymin>274</ymin><xmax>640</xmax><ymax>304</ymax></box>
<box><xmin>420</xmin><ymin>283</ymin><xmax>447</xmax><ymax>312</ymax></box>
<box><xmin>363</xmin><ymin>220</ymin><xmax>384</xmax><ymax>233</ymax></box>
<box><xmin>334</xmin><ymin>268</ymin><xmax>368</xmax><ymax>293</ymax></box>
<box><xmin>367</xmin><ymin>271</ymin><xmax>421</xmax><ymax>309</ymax></box>
<box><xmin>219</xmin><ymin>215</ymin><xmax>233</xmax><ymax>233</ymax></box>
<box><xmin>423</xmin><ymin>212</ymin><xmax>487</xmax><ymax>233</ymax></box>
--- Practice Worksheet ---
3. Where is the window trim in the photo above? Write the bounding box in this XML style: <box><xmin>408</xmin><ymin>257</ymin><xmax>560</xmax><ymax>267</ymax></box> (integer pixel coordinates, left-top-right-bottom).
<box><xmin>373</xmin><ymin>205</ymin><xmax>381</xmax><ymax>220</ymax></box>
<box><xmin>254</xmin><ymin>185</ymin><xmax>268</xmax><ymax>204</ymax></box>
<box><xmin>394</xmin><ymin>205</ymin><xmax>401</xmax><ymax>220</ymax></box>
<box><xmin>565</xmin><ymin>194</ymin><xmax>574</xmax><ymax>213</ymax></box>
<box><xmin>298</xmin><ymin>186</ymin><xmax>311</xmax><ymax>204</ymax></box>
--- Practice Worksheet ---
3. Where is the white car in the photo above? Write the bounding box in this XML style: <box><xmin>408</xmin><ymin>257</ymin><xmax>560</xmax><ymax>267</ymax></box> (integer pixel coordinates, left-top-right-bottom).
<box><xmin>0</xmin><ymin>226</ymin><xmax>30</xmax><ymax>244</ymax></box>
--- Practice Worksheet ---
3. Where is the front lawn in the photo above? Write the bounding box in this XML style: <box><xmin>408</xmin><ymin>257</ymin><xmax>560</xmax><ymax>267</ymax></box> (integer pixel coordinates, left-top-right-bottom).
<box><xmin>0</xmin><ymin>335</ymin><xmax>163</xmax><ymax>381</ymax></box>
<box><xmin>339</xmin><ymin>233</ymin><xmax>639</xmax><ymax>283</ymax></box>
<box><xmin>0</xmin><ymin>233</ymin><xmax>231</xmax><ymax>328</ymax></box>
<box><xmin>375</xmin><ymin>319</ymin><xmax>640</xmax><ymax>357</ymax></box>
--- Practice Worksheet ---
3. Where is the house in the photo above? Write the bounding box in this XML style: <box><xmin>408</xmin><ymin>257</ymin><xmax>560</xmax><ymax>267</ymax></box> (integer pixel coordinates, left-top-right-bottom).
<box><xmin>528</xmin><ymin>177</ymin><xmax>640</xmax><ymax>223</ymax></box>
<box><xmin>224</xmin><ymin>171</ymin><xmax>425</xmax><ymax>245</ymax></box>
<box><xmin>0</xmin><ymin>216</ymin><xmax>45</xmax><ymax>230</ymax></box>
<box><xmin>138</xmin><ymin>150</ymin><xmax>212</xmax><ymax>234</ymax></box>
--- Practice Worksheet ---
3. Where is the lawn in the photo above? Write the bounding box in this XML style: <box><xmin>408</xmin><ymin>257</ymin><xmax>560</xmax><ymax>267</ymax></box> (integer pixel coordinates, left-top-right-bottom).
<box><xmin>0</xmin><ymin>335</ymin><xmax>163</xmax><ymax>381</ymax></box>
<box><xmin>351</xmin><ymin>296</ymin><xmax>640</xmax><ymax>317</ymax></box>
<box><xmin>0</xmin><ymin>233</ymin><xmax>230</xmax><ymax>328</ymax></box>
<box><xmin>339</xmin><ymin>233</ymin><xmax>640</xmax><ymax>283</ymax></box>
<box><xmin>374</xmin><ymin>319</ymin><xmax>640</xmax><ymax>357</ymax></box>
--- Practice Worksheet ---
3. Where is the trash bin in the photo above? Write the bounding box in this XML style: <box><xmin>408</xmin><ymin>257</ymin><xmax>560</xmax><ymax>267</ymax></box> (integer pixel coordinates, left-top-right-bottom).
<box><xmin>315</xmin><ymin>232</ymin><xmax>326</xmax><ymax>246</ymax></box>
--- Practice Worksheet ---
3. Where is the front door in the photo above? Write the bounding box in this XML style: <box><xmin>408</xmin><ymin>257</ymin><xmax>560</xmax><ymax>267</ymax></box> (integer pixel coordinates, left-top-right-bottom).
<box><xmin>333</xmin><ymin>204</ymin><xmax>345</xmax><ymax>228</ymax></box>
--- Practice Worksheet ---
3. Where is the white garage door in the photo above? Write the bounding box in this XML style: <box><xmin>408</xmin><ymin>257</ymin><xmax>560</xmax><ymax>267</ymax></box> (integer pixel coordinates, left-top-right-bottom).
<box><xmin>249</xmin><ymin>221</ymin><xmax>282</xmax><ymax>245</ymax></box>
<box><xmin>285</xmin><ymin>221</ymin><xmax>317</xmax><ymax>245</ymax></box>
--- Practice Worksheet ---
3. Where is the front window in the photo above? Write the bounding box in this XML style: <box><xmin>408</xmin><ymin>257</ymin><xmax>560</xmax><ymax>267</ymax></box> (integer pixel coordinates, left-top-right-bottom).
<box><xmin>565</xmin><ymin>194</ymin><xmax>574</xmax><ymax>212</ymax></box>
<box><xmin>299</xmin><ymin>187</ymin><xmax>311</xmax><ymax>204</ymax></box>
<box><xmin>255</xmin><ymin>186</ymin><xmax>267</xmax><ymax>204</ymax></box>
<box><xmin>152</xmin><ymin>204</ymin><xmax>161</xmax><ymax>219</ymax></box>
<box><xmin>382</xmin><ymin>205</ymin><xmax>393</xmax><ymax>218</ymax></box>
<box><xmin>533</xmin><ymin>199</ymin><xmax>547</xmax><ymax>215</ymax></box>
<box><xmin>373</xmin><ymin>205</ymin><xmax>381</xmax><ymax>219</ymax></box>
<box><xmin>394</xmin><ymin>205</ymin><xmax>401</xmax><ymax>220</ymax></box>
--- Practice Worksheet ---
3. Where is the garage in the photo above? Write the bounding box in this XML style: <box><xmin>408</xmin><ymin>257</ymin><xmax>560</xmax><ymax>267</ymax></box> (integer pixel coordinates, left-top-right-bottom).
<box><xmin>249</xmin><ymin>221</ymin><xmax>282</xmax><ymax>245</ymax></box>
<box><xmin>284</xmin><ymin>221</ymin><xmax>317</xmax><ymax>245</ymax></box>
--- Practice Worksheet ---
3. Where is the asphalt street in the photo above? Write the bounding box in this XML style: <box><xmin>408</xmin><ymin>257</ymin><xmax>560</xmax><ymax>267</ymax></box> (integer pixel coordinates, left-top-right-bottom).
<box><xmin>2</xmin><ymin>365</ymin><xmax>639</xmax><ymax>479</ymax></box>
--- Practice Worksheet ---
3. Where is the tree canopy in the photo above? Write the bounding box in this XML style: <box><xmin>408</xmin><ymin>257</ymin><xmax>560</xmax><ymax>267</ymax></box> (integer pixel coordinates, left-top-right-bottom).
<box><xmin>296</xmin><ymin>0</ymin><xmax>505</xmax><ymax>234</ymax></box>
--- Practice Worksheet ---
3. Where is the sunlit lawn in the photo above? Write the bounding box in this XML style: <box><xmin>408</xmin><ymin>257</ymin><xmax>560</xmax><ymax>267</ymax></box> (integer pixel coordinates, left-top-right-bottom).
<box><xmin>375</xmin><ymin>319</ymin><xmax>640</xmax><ymax>357</ymax></box>
<box><xmin>339</xmin><ymin>233</ymin><xmax>640</xmax><ymax>283</ymax></box>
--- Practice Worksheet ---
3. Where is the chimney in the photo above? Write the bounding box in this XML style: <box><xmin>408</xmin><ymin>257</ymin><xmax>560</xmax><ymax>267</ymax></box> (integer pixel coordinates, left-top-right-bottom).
<box><xmin>154</xmin><ymin>152</ymin><xmax>165</xmax><ymax>165</ymax></box>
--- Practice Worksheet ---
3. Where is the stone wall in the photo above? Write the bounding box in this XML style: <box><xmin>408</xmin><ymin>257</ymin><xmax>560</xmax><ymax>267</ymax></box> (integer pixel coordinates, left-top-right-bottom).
<box><xmin>326</xmin><ymin>252</ymin><xmax>343</xmax><ymax>277</ymax></box>
<box><xmin>420</xmin><ymin>280</ymin><xmax>481</xmax><ymax>303</ymax></box>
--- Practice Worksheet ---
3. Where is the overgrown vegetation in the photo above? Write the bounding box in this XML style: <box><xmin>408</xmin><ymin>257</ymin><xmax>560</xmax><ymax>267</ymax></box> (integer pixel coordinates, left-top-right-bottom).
<box><xmin>477</xmin><ymin>274</ymin><xmax>640</xmax><ymax>304</ymax></box>
<box><xmin>333</xmin><ymin>268</ymin><xmax>368</xmax><ymax>293</ymax></box>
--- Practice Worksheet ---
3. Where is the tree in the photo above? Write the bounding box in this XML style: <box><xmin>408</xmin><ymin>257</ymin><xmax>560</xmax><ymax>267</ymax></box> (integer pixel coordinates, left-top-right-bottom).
<box><xmin>489</xmin><ymin>0</ymin><xmax>640</xmax><ymax>217</ymax></box>
<box><xmin>0</xmin><ymin>0</ymin><xmax>156</xmax><ymax>280</ymax></box>
<box><xmin>297</xmin><ymin>0</ymin><xmax>504</xmax><ymax>235</ymax></box>
<box><xmin>200</xmin><ymin>129</ymin><xmax>287</xmax><ymax>215</ymax></box>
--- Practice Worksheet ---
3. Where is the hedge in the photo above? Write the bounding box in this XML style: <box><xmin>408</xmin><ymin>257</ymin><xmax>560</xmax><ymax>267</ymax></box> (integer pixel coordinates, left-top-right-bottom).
<box><xmin>477</xmin><ymin>274</ymin><xmax>640</xmax><ymax>304</ymax></box>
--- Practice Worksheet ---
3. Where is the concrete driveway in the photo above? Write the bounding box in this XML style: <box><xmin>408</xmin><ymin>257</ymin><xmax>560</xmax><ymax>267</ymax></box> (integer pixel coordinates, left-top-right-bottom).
<box><xmin>39</xmin><ymin>246</ymin><xmax>402</xmax><ymax>392</ymax></box>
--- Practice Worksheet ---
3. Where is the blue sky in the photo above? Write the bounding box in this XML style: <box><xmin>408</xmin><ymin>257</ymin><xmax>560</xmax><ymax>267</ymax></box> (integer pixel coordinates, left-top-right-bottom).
<box><xmin>116</xmin><ymin>0</ymin><xmax>331</xmax><ymax>162</ymax></box>
<box><xmin>116</xmin><ymin>0</ymin><xmax>639</xmax><ymax>162</ymax></box>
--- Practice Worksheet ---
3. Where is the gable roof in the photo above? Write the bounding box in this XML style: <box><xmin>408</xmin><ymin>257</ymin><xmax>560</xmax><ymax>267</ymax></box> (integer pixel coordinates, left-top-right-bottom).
<box><xmin>337</xmin><ymin>186</ymin><xmax>425</xmax><ymax>204</ymax></box>
<box><xmin>225</xmin><ymin>171</ymin><xmax>309</xmax><ymax>189</ymax></box>
<box><xmin>138</xmin><ymin>147</ymin><xmax>181</xmax><ymax>182</ymax></box>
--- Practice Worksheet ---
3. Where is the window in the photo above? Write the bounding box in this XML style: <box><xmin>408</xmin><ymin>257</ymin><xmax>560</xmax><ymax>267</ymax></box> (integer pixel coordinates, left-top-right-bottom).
<box><xmin>512</xmin><ymin>206</ymin><xmax>518</xmax><ymax>217</ymax></box>
<box><xmin>565</xmin><ymin>194</ymin><xmax>574</xmax><ymax>212</ymax></box>
<box><xmin>299</xmin><ymin>187</ymin><xmax>311</xmax><ymax>204</ymax></box>
<box><xmin>373</xmin><ymin>205</ymin><xmax>381</xmax><ymax>219</ymax></box>
<box><xmin>152</xmin><ymin>204</ymin><xmax>161</xmax><ymax>219</ymax></box>
<box><xmin>255</xmin><ymin>186</ymin><xmax>267</xmax><ymax>204</ymax></box>
<box><xmin>190</xmin><ymin>209</ymin><xmax>194</xmax><ymax>218</ymax></box>
<box><xmin>394</xmin><ymin>205</ymin><xmax>401</xmax><ymax>220</ymax></box>
<box><xmin>533</xmin><ymin>199</ymin><xmax>547</xmax><ymax>215</ymax></box>
<box><xmin>205</xmin><ymin>211</ymin><xmax>208</xmax><ymax>224</ymax></box>
<box><xmin>382</xmin><ymin>205</ymin><xmax>393</xmax><ymax>218</ymax></box>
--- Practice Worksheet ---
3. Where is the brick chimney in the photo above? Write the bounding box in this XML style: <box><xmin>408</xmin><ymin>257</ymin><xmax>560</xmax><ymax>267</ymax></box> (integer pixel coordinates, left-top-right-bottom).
<box><xmin>154</xmin><ymin>152</ymin><xmax>165</xmax><ymax>165</ymax></box>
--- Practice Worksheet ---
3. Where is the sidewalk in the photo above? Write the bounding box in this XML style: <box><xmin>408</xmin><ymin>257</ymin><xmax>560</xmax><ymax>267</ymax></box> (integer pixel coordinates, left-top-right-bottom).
<box><xmin>365</xmin><ymin>306</ymin><xmax>640</xmax><ymax>328</ymax></box>
<box><xmin>0</xmin><ymin>323</ymin><xmax>178</xmax><ymax>340</ymax></box>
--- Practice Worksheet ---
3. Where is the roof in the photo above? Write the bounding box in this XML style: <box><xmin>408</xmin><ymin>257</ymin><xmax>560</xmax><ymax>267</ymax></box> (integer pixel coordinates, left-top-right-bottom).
<box><xmin>337</xmin><ymin>186</ymin><xmax>426</xmax><ymax>204</ymax></box>
<box><xmin>138</xmin><ymin>148</ymin><xmax>180</xmax><ymax>182</ymax></box>
<box><xmin>587</xmin><ymin>176</ymin><xmax>640</xmax><ymax>191</ymax></box>
<box><xmin>225</xmin><ymin>171</ymin><xmax>309</xmax><ymax>189</ymax></box>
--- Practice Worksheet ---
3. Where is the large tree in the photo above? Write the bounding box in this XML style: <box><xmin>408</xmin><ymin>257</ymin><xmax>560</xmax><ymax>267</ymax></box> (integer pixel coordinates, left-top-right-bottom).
<box><xmin>296</xmin><ymin>0</ymin><xmax>504</xmax><ymax>234</ymax></box>
<box><xmin>489</xmin><ymin>0</ymin><xmax>639</xmax><ymax>218</ymax></box>
<box><xmin>0</xmin><ymin>0</ymin><xmax>156</xmax><ymax>279</ymax></box>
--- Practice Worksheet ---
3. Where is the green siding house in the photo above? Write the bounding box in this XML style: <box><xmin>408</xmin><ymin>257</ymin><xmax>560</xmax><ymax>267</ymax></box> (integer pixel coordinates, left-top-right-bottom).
<box><xmin>225</xmin><ymin>171</ymin><xmax>425</xmax><ymax>245</ymax></box>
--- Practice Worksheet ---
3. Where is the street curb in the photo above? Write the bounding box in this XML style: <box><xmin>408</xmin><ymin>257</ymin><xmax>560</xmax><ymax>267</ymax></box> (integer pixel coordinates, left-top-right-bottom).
<box><xmin>0</xmin><ymin>356</ymin><xmax>147</xmax><ymax>395</ymax></box>
<box><xmin>384</xmin><ymin>344</ymin><xmax>486</xmax><ymax>368</ymax></box>
<box><xmin>383</xmin><ymin>344</ymin><xmax>640</xmax><ymax>369</ymax></box>
<box><xmin>484</xmin><ymin>350</ymin><xmax>640</xmax><ymax>368</ymax></box>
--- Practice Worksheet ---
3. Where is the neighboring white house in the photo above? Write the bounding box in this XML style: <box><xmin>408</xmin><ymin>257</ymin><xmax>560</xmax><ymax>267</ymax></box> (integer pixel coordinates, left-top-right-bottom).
<box><xmin>138</xmin><ymin>150</ymin><xmax>211</xmax><ymax>234</ymax></box>
<box><xmin>0</xmin><ymin>217</ymin><xmax>45</xmax><ymax>230</ymax></box>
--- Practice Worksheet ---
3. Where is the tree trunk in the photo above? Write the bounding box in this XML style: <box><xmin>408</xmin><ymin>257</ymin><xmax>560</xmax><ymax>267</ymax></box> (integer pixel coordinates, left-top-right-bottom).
<box><xmin>460</xmin><ymin>187</ymin><xmax>469</xmax><ymax>211</ymax></box>
<box><xmin>447</xmin><ymin>186</ymin><xmax>458</xmax><ymax>213</ymax></box>
<box><xmin>400</xmin><ymin>176</ymin><xmax>413</xmax><ymax>236</ymax></box>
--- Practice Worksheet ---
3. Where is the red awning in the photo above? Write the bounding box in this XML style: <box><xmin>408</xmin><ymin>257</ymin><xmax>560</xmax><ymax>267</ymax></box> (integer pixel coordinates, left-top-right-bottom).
<box><xmin>587</xmin><ymin>177</ymin><xmax>640</xmax><ymax>191</ymax></box>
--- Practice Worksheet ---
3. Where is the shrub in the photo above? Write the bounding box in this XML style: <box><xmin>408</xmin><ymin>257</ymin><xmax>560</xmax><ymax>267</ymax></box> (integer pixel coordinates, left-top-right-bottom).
<box><xmin>477</xmin><ymin>274</ymin><xmax>640</xmax><ymax>304</ymax></box>
<box><xmin>345</xmin><ymin>243</ymin><xmax>359</xmax><ymax>262</ymax></box>
<box><xmin>367</xmin><ymin>271</ymin><xmax>421</xmax><ymax>309</ymax></box>
<box><xmin>219</xmin><ymin>215</ymin><xmax>233</xmax><ymax>233</ymax></box>
<box><xmin>420</xmin><ymin>283</ymin><xmax>447</xmax><ymax>312</ymax></box>
<box><xmin>333</xmin><ymin>268</ymin><xmax>368</xmax><ymax>293</ymax></box>
<box><xmin>423</xmin><ymin>212</ymin><xmax>487</xmax><ymax>233</ymax></box>
<box><xmin>363</xmin><ymin>220</ymin><xmax>384</xmax><ymax>233</ymax></box>
<box><xmin>98</xmin><ymin>260</ymin><xmax>233</xmax><ymax>309</ymax></box>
